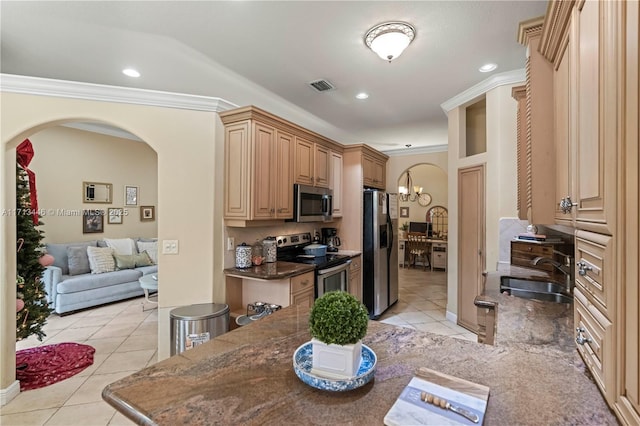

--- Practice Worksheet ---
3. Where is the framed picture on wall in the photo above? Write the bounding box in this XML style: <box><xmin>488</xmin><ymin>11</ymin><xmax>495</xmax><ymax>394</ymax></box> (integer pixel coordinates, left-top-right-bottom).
<box><xmin>140</xmin><ymin>205</ymin><xmax>155</xmax><ymax>222</ymax></box>
<box><xmin>400</xmin><ymin>207</ymin><xmax>410</xmax><ymax>218</ymax></box>
<box><xmin>125</xmin><ymin>185</ymin><xmax>138</xmax><ymax>206</ymax></box>
<box><xmin>107</xmin><ymin>207</ymin><xmax>124</xmax><ymax>224</ymax></box>
<box><xmin>83</xmin><ymin>210</ymin><xmax>104</xmax><ymax>233</ymax></box>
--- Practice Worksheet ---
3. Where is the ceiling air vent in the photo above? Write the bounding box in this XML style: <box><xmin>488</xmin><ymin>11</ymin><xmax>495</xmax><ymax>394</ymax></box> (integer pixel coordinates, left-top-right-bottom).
<box><xmin>308</xmin><ymin>79</ymin><xmax>335</xmax><ymax>92</ymax></box>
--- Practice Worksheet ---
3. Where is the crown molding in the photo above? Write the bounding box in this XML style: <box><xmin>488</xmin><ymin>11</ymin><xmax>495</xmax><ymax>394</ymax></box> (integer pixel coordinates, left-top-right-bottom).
<box><xmin>440</xmin><ymin>69</ymin><xmax>525</xmax><ymax>114</ymax></box>
<box><xmin>0</xmin><ymin>74</ymin><xmax>238</xmax><ymax>112</ymax></box>
<box><xmin>382</xmin><ymin>143</ymin><xmax>448</xmax><ymax>157</ymax></box>
<box><xmin>517</xmin><ymin>16</ymin><xmax>545</xmax><ymax>45</ymax></box>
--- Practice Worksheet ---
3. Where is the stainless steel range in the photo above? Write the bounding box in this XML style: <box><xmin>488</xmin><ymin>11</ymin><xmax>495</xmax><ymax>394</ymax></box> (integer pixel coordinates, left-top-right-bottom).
<box><xmin>276</xmin><ymin>232</ymin><xmax>351</xmax><ymax>298</ymax></box>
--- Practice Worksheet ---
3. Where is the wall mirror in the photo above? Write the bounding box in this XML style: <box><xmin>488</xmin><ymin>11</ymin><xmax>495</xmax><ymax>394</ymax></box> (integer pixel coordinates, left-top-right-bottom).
<box><xmin>83</xmin><ymin>181</ymin><xmax>113</xmax><ymax>203</ymax></box>
<box><xmin>427</xmin><ymin>206</ymin><xmax>448</xmax><ymax>239</ymax></box>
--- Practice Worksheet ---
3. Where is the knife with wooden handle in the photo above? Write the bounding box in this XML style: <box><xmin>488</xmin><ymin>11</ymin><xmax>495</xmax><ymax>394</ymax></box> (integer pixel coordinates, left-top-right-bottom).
<box><xmin>420</xmin><ymin>391</ymin><xmax>479</xmax><ymax>423</ymax></box>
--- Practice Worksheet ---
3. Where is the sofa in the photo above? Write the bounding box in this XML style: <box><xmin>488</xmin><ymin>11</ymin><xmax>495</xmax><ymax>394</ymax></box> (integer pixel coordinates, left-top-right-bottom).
<box><xmin>42</xmin><ymin>238</ymin><xmax>158</xmax><ymax>315</ymax></box>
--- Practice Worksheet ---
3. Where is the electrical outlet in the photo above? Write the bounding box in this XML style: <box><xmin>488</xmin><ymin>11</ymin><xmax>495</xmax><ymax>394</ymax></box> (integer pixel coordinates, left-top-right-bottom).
<box><xmin>227</xmin><ymin>237</ymin><xmax>235</xmax><ymax>251</ymax></box>
<box><xmin>162</xmin><ymin>239</ymin><xmax>179</xmax><ymax>255</ymax></box>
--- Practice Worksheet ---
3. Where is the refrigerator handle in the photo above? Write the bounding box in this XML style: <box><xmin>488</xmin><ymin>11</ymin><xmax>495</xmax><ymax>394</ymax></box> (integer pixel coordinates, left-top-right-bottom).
<box><xmin>387</xmin><ymin>194</ymin><xmax>393</xmax><ymax>253</ymax></box>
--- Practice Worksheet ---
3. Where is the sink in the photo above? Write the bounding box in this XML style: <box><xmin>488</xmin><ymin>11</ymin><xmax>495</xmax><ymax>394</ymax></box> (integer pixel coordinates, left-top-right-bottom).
<box><xmin>500</xmin><ymin>277</ymin><xmax>573</xmax><ymax>304</ymax></box>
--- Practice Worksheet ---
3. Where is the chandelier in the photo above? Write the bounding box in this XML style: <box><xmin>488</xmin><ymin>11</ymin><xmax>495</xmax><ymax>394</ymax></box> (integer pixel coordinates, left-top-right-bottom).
<box><xmin>398</xmin><ymin>170</ymin><xmax>423</xmax><ymax>202</ymax></box>
<box><xmin>364</xmin><ymin>21</ymin><xmax>416</xmax><ymax>62</ymax></box>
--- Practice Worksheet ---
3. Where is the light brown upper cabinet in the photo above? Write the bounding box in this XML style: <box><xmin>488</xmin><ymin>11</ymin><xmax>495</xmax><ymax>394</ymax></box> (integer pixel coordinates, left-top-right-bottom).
<box><xmin>362</xmin><ymin>151</ymin><xmax>386</xmax><ymax>189</ymax></box>
<box><xmin>516</xmin><ymin>18</ymin><xmax>556</xmax><ymax>225</ymax></box>
<box><xmin>220</xmin><ymin>106</ymin><xmax>342</xmax><ymax>226</ymax></box>
<box><xmin>330</xmin><ymin>150</ymin><xmax>343</xmax><ymax>217</ymax></box>
<box><xmin>221</xmin><ymin>118</ymin><xmax>293</xmax><ymax>225</ymax></box>
<box><xmin>553</xmin><ymin>41</ymin><xmax>573</xmax><ymax>226</ymax></box>
<box><xmin>294</xmin><ymin>136</ymin><xmax>331</xmax><ymax>188</ymax></box>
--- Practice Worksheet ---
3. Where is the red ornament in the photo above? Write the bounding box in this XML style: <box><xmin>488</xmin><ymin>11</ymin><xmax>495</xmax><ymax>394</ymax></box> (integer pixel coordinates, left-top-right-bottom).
<box><xmin>39</xmin><ymin>254</ymin><xmax>54</xmax><ymax>267</ymax></box>
<box><xmin>16</xmin><ymin>299</ymin><xmax>25</xmax><ymax>312</ymax></box>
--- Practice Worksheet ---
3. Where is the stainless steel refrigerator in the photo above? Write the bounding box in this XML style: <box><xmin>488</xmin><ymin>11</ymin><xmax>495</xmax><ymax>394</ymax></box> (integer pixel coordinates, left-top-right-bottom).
<box><xmin>363</xmin><ymin>189</ymin><xmax>398</xmax><ymax>319</ymax></box>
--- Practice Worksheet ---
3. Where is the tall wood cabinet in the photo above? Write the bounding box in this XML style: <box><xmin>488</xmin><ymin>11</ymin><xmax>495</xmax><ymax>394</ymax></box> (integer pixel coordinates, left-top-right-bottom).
<box><xmin>540</xmin><ymin>1</ymin><xmax>637</xmax><ymax>423</ymax></box>
<box><xmin>220</xmin><ymin>106</ymin><xmax>342</xmax><ymax>226</ymax></box>
<box><xmin>621</xmin><ymin>1</ymin><xmax>640</xmax><ymax>422</ymax></box>
<box><xmin>340</xmin><ymin>144</ymin><xmax>389</xmax><ymax>251</ymax></box>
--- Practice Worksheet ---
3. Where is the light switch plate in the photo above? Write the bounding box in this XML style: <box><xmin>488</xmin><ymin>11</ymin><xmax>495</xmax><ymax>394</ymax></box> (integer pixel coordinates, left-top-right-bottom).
<box><xmin>162</xmin><ymin>239</ymin><xmax>179</xmax><ymax>255</ymax></box>
<box><xmin>227</xmin><ymin>237</ymin><xmax>235</xmax><ymax>251</ymax></box>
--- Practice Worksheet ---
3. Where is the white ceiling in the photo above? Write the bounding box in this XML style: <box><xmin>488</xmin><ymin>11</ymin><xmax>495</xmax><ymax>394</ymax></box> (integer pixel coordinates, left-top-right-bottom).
<box><xmin>0</xmin><ymin>1</ymin><xmax>547</xmax><ymax>152</ymax></box>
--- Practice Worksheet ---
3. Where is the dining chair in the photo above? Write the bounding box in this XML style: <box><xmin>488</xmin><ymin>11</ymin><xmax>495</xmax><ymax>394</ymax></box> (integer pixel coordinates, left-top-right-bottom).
<box><xmin>406</xmin><ymin>232</ymin><xmax>430</xmax><ymax>270</ymax></box>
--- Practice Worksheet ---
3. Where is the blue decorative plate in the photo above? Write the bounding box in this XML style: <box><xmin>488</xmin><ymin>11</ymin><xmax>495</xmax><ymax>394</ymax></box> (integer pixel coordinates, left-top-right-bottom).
<box><xmin>292</xmin><ymin>342</ymin><xmax>377</xmax><ymax>391</ymax></box>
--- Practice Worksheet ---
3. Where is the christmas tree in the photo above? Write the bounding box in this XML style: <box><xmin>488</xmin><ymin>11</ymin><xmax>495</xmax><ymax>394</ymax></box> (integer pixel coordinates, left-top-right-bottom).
<box><xmin>16</xmin><ymin>163</ymin><xmax>51</xmax><ymax>341</ymax></box>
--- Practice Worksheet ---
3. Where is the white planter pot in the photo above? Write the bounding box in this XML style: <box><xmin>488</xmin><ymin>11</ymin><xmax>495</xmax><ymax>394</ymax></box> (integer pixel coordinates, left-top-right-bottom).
<box><xmin>310</xmin><ymin>338</ymin><xmax>362</xmax><ymax>379</ymax></box>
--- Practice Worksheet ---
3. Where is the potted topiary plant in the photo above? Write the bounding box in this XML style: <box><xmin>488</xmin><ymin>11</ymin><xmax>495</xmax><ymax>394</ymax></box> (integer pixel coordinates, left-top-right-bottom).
<box><xmin>309</xmin><ymin>291</ymin><xmax>369</xmax><ymax>379</ymax></box>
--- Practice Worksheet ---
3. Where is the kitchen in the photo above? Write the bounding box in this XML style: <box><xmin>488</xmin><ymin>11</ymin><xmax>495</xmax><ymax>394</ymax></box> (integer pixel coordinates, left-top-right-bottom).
<box><xmin>2</xmin><ymin>0</ymin><xmax>637</xmax><ymax>422</ymax></box>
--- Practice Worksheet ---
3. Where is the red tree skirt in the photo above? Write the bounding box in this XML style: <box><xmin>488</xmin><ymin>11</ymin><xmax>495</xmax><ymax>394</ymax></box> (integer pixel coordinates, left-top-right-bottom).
<box><xmin>16</xmin><ymin>343</ymin><xmax>95</xmax><ymax>391</ymax></box>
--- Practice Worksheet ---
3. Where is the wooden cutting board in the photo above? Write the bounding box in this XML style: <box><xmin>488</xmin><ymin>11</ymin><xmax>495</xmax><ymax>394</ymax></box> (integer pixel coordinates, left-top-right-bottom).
<box><xmin>384</xmin><ymin>367</ymin><xmax>490</xmax><ymax>425</ymax></box>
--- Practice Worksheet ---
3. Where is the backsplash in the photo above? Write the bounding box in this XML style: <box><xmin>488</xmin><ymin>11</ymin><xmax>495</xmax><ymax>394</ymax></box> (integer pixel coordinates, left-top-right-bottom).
<box><xmin>224</xmin><ymin>222</ymin><xmax>342</xmax><ymax>268</ymax></box>
<box><xmin>498</xmin><ymin>218</ymin><xmax>529</xmax><ymax>264</ymax></box>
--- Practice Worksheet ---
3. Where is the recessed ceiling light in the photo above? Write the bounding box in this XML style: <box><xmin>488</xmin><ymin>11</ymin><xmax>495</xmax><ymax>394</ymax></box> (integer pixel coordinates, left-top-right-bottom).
<box><xmin>356</xmin><ymin>92</ymin><xmax>369</xmax><ymax>100</ymax></box>
<box><xmin>122</xmin><ymin>68</ymin><xmax>141</xmax><ymax>78</ymax></box>
<box><xmin>479</xmin><ymin>63</ymin><xmax>497</xmax><ymax>73</ymax></box>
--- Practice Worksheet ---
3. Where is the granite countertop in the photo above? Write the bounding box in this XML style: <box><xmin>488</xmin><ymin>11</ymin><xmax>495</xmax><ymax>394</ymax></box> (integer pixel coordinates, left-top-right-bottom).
<box><xmin>103</xmin><ymin>303</ymin><xmax>618</xmax><ymax>425</ymax></box>
<box><xmin>223</xmin><ymin>261</ymin><xmax>315</xmax><ymax>280</ymax></box>
<box><xmin>478</xmin><ymin>264</ymin><xmax>576</xmax><ymax>354</ymax></box>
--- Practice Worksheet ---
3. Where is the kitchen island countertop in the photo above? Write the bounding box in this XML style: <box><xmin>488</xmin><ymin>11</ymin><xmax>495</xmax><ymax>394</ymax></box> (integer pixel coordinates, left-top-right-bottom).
<box><xmin>103</xmin><ymin>300</ymin><xmax>617</xmax><ymax>425</ymax></box>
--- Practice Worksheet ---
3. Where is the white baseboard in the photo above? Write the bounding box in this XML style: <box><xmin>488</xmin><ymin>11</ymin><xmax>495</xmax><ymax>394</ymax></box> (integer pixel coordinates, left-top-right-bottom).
<box><xmin>1</xmin><ymin>380</ymin><xmax>20</xmax><ymax>406</ymax></box>
<box><xmin>445</xmin><ymin>310</ymin><xmax>457</xmax><ymax>324</ymax></box>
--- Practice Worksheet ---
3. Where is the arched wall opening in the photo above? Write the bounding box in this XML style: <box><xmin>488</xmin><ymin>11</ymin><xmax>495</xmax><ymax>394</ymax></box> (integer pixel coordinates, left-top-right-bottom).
<box><xmin>1</xmin><ymin>92</ymin><xmax>223</xmax><ymax>399</ymax></box>
<box><xmin>396</xmin><ymin>163</ymin><xmax>448</xmax><ymax>227</ymax></box>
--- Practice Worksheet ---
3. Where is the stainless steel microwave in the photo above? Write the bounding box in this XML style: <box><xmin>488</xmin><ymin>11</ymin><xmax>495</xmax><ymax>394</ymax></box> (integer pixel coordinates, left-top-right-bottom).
<box><xmin>292</xmin><ymin>184</ymin><xmax>333</xmax><ymax>222</ymax></box>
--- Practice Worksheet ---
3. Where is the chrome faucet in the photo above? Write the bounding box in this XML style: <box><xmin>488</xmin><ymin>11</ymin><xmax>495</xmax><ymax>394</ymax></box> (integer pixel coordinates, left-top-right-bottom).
<box><xmin>532</xmin><ymin>251</ymin><xmax>574</xmax><ymax>293</ymax></box>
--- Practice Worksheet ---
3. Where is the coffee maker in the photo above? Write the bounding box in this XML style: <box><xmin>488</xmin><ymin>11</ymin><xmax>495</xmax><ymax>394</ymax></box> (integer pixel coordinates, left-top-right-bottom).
<box><xmin>321</xmin><ymin>227</ymin><xmax>341</xmax><ymax>252</ymax></box>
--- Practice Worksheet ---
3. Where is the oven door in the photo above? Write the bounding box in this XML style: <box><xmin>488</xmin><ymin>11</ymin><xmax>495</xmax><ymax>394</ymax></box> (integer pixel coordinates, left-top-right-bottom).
<box><xmin>316</xmin><ymin>260</ymin><xmax>351</xmax><ymax>298</ymax></box>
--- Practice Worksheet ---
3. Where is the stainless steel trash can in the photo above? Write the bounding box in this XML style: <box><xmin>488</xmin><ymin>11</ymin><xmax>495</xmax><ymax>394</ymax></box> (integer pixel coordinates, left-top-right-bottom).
<box><xmin>169</xmin><ymin>303</ymin><xmax>229</xmax><ymax>356</ymax></box>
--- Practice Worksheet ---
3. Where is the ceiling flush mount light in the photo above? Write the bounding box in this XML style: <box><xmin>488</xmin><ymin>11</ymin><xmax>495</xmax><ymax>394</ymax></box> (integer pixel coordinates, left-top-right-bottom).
<box><xmin>355</xmin><ymin>92</ymin><xmax>369</xmax><ymax>100</ymax></box>
<box><xmin>364</xmin><ymin>21</ymin><xmax>416</xmax><ymax>62</ymax></box>
<box><xmin>122</xmin><ymin>68</ymin><xmax>140</xmax><ymax>78</ymax></box>
<box><xmin>479</xmin><ymin>63</ymin><xmax>497</xmax><ymax>73</ymax></box>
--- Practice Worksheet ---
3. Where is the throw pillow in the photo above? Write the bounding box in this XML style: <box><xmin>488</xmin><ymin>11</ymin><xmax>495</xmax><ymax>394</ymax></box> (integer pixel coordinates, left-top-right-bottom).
<box><xmin>86</xmin><ymin>246</ymin><xmax>115</xmax><ymax>274</ymax></box>
<box><xmin>104</xmin><ymin>238</ymin><xmax>137</xmax><ymax>255</ymax></box>
<box><xmin>45</xmin><ymin>241</ymin><xmax>97</xmax><ymax>275</ymax></box>
<box><xmin>136</xmin><ymin>241</ymin><xmax>158</xmax><ymax>264</ymax></box>
<box><xmin>113</xmin><ymin>253</ymin><xmax>136</xmax><ymax>270</ymax></box>
<box><xmin>67</xmin><ymin>246</ymin><xmax>91</xmax><ymax>276</ymax></box>
<box><xmin>134</xmin><ymin>251</ymin><xmax>154</xmax><ymax>267</ymax></box>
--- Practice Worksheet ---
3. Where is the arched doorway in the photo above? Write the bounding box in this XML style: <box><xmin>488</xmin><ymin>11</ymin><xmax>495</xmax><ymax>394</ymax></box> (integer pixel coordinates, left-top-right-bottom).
<box><xmin>1</xmin><ymin>91</ymin><xmax>222</xmax><ymax>405</ymax></box>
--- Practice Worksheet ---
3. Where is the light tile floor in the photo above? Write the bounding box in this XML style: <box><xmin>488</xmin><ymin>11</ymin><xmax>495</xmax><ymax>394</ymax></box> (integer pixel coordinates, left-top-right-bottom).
<box><xmin>379</xmin><ymin>267</ymin><xmax>477</xmax><ymax>342</ymax></box>
<box><xmin>2</xmin><ymin>297</ymin><xmax>157</xmax><ymax>426</ymax></box>
<box><xmin>2</xmin><ymin>267</ymin><xmax>474</xmax><ymax>425</ymax></box>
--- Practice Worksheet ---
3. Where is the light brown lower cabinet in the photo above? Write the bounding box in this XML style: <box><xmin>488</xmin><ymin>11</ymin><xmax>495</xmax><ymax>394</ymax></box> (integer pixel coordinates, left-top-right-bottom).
<box><xmin>289</xmin><ymin>272</ymin><xmax>315</xmax><ymax>308</ymax></box>
<box><xmin>574</xmin><ymin>287</ymin><xmax>615</xmax><ymax>405</ymax></box>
